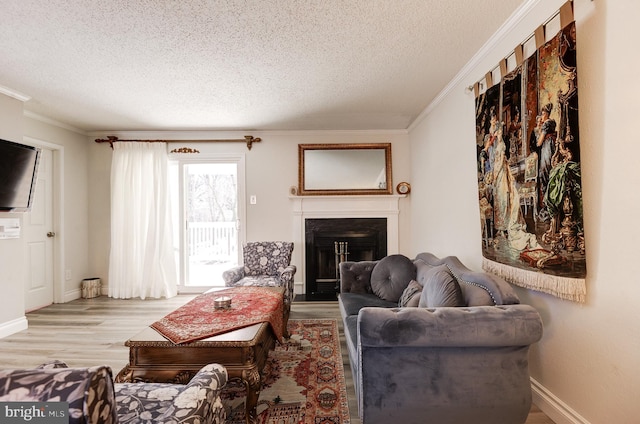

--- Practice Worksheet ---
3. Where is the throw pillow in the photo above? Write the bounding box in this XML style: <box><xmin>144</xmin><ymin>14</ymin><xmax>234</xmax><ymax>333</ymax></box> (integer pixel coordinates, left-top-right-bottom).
<box><xmin>398</xmin><ymin>280</ymin><xmax>423</xmax><ymax>307</ymax></box>
<box><xmin>370</xmin><ymin>254</ymin><xmax>417</xmax><ymax>303</ymax></box>
<box><xmin>419</xmin><ymin>264</ymin><xmax>465</xmax><ymax>308</ymax></box>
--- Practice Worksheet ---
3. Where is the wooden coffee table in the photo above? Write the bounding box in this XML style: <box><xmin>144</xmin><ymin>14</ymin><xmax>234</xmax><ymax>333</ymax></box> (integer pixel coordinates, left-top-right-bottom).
<box><xmin>116</xmin><ymin>321</ymin><xmax>275</xmax><ymax>424</ymax></box>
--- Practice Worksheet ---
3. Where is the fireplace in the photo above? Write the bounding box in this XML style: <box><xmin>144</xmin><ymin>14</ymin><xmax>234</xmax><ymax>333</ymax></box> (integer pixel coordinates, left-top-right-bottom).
<box><xmin>304</xmin><ymin>218</ymin><xmax>387</xmax><ymax>300</ymax></box>
<box><xmin>290</xmin><ymin>194</ymin><xmax>401</xmax><ymax>300</ymax></box>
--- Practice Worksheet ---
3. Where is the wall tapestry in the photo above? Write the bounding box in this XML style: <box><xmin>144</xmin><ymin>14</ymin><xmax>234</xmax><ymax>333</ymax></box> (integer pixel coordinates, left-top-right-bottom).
<box><xmin>475</xmin><ymin>19</ymin><xmax>586</xmax><ymax>303</ymax></box>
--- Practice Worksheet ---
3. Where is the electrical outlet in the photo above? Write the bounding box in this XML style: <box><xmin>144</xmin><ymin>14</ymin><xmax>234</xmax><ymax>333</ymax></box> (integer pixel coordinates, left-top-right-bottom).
<box><xmin>250</xmin><ymin>195</ymin><xmax>257</xmax><ymax>204</ymax></box>
<box><xmin>65</xmin><ymin>269</ymin><xmax>71</xmax><ymax>281</ymax></box>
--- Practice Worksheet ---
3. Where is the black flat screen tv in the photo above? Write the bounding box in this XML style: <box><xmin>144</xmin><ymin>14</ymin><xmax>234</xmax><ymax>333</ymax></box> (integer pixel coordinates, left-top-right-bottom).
<box><xmin>0</xmin><ymin>138</ymin><xmax>41</xmax><ymax>212</ymax></box>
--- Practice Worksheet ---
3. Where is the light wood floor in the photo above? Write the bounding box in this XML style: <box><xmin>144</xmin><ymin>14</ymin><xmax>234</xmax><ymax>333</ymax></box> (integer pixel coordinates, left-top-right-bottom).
<box><xmin>0</xmin><ymin>295</ymin><xmax>554</xmax><ymax>423</ymax></box>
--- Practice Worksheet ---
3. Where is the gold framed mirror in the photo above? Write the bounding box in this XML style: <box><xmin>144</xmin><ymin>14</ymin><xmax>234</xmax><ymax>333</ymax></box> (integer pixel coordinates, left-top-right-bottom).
<box><xmin>298</xmin><ymin>143</ymin><xmax>392</xmax><ymax>195</ymax></box>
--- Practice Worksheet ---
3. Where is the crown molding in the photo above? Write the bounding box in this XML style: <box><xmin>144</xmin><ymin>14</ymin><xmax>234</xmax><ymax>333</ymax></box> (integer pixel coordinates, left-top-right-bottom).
<box><xmin>408</xmin><ymin>0</ymin><xmax>542</xmax><ymax>133</ymax></box>
<box><xmin>0</xmin><ymin>84</ymin><xmax>31</xmax><ymax>102</ymax></box>
<box><xmin>88</xmin><ymin>128</ymin><xmax>409</xmax><ymax>140</ymax></box>
<box><xmin>23</xmin><ymin>110</ymin><xmax>87</xmax><ymax>135</ymax></box>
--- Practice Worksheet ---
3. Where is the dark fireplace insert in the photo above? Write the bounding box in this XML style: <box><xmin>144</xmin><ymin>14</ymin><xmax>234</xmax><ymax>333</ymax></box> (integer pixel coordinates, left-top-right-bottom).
<box><xmin>304</xmin><ymin>218</ymin><xmax>387</xmax><ymax>301</ymax></box>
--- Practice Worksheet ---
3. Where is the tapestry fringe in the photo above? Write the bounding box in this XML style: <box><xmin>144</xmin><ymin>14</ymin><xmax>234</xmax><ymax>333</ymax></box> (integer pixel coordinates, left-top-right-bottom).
<box><xmin>482</xmin><ymin>258</ymin><xmax>586</xmax><ymax>303</ymax></box>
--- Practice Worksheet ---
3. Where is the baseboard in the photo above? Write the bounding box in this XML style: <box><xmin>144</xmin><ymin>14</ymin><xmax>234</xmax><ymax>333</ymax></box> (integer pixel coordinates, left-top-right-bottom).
<box><xmin>531</xmin><ymin>377</ymin><xmax>591</xmax><ymax>424</ymax></box>
<box><xmin>0</xmin><ymin>316</ymin><xmax>28</xmax><ymax>339</ymax></box>
<box><xmin>63</xmin><ymin>288</ymin><xmax>82</xmax><ymax>303</ymax></box>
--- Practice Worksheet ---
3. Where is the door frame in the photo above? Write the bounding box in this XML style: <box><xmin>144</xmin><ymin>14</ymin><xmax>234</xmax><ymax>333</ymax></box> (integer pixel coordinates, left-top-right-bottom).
<box><xmin>23</xmin><ymin>137</ymin><xmax>65</xmax><ymax>305</ymax></box>
<box><xmin>170</xmin><ymin>152</ymin><xmax>246</xmax><ymax>292</ymax></box>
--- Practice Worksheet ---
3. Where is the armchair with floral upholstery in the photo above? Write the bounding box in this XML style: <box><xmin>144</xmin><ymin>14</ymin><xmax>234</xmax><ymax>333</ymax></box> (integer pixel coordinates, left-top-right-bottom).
<box><xmin>222</xmin><ymin>241</ymin><xmax>296</xmax><ymax>317</ymax></box>
<box><xmin>0</xmin><ymin>361</ymin><xmax>228</xmax><ymax>424</ymax></box>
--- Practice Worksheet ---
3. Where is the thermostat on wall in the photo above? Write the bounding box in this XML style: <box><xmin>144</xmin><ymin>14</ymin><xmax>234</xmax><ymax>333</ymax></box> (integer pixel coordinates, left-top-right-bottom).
<box><xmin>0</xmin><ymin>218</ymin><xmax>21</xmax><ymax>239</ymax></box>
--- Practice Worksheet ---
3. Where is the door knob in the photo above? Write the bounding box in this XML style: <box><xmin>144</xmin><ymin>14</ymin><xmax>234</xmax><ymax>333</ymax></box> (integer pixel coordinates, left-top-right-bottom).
<box><xmin>47</xmin><ymin>232</ymin><xmax>56</xmax><ymax>238</ymax></box>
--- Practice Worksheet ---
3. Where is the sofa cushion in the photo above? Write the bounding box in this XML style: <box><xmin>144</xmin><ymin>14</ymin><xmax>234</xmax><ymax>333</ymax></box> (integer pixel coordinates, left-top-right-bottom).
<box><xmin>339</xmin><ymin>293</ymin><xmax>398</xmax><ymax>318</ymax></box>
<box><xmin>398</xmin><ymin>280</ymin><xmax>422</xmax><ymax>307</ymax></box>
<box><xmin>370</xmin><ymin>254</ymin><xmax>416</xmax><ymax>302</ymax></box>
<box><xmin>419</xmin><ymin>264</ymin><xmax>465</xmax><ymax>308</ymax></box>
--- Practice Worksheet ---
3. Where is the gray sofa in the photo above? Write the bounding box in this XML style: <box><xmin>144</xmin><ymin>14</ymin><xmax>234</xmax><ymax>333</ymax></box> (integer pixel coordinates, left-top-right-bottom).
<box><xmin>338</xmin><ymin>252</ymin><xmax>543</xmax><ymax>424</ymax></box>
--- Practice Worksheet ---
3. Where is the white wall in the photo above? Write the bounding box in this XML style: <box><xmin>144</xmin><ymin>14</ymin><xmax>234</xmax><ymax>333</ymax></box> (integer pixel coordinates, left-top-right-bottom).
<box><xmin>408</xmin><ymin>0</ymin><xmax>639</xmax><ymax>423</ymax></box>
<box><xmin>88</xmin><ymin>130</ymin><xmax>411</xmax><ymax>292</ymax></box>
<box><xmin>0</xmin><ymin>97</ymin><xmax>91</xmax><ymax>337</ymax></box>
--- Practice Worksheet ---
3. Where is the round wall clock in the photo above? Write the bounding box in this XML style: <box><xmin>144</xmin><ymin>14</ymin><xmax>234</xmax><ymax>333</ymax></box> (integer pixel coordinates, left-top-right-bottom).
<box><xmin>396</xmin><ymin>182</ymin><xmax>411</xmax><ymax>195</ymax></box>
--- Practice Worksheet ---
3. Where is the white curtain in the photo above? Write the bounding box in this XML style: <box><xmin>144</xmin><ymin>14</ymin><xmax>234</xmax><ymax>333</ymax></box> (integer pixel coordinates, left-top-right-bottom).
<box><xmin>108</xmin><ymin>142</ymin><xmax>177</xmax><ymax>299</ymax></box>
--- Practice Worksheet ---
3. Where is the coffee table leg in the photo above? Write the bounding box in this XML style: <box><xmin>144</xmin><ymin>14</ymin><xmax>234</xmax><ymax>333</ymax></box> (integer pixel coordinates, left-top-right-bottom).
<box><xmin>283</xmin><ymin>303</ymin><xmax>291</xmax><ymax>339</ymax></box>
<box><xmin>243</xmin><ymin>366</ymin><xmax>262</xmax><ymax>424</ymax></box>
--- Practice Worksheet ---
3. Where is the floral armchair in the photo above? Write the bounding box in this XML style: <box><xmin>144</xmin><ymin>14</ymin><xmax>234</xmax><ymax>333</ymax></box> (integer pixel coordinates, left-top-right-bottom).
<box><xmin>222</xmin><ymin>241</ymin><xmax>296</xmax><ymax>311</ymax></box>
<box><xmin>0</xmin><ymin>361</ymin><xmax>227</xmax><ymax>424</ymax></box>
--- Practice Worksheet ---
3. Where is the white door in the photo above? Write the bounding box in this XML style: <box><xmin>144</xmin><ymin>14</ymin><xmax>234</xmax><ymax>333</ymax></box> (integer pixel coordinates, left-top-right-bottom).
<box><xmin>24</xmin><ymin>147</ymin><xmax>54</xmax><ymax>312</ymax></box>
<box><xmin>171</xmin><ymin>155</ymin><xmax>245</xmax><ymax>292</ymax></box>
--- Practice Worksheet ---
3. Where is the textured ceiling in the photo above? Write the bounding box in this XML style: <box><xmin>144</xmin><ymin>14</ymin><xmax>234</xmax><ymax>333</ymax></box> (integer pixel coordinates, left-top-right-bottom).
<box><xmin>0</xmin><ymin>0</ymin><xmax>525</xmax><ymax>132</ymax></box>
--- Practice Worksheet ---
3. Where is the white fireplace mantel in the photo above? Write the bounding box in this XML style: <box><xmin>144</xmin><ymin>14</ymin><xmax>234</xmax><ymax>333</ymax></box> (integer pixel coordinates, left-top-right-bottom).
<box><xmin>290</xmin><ymin>194</ymin><xmax>403</xmax><ymax>295</ymax></box>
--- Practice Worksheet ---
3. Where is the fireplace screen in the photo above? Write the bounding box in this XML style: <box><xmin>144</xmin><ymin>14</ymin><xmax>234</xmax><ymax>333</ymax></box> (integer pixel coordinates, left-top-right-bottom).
<box><xmin>305</xmin><ymin>218</ymin><xmax>387</xmax><ymax>300</ymax></box>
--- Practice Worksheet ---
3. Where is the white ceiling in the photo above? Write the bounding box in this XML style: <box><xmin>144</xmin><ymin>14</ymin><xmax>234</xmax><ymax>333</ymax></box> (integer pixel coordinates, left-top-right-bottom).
<box><xmin>0</xmin><ymin>0</ymin><xmax>525</xmax><ymax>133</ymax></box>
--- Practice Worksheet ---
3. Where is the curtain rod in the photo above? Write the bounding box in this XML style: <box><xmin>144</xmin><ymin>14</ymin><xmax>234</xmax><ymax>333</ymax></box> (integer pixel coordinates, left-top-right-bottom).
<box><xmin>467</xmin><ymin>0</ymin><xmax>572</xmax><ymax>94</ymax></box>
<box><xmin>94</xmin><ymin>135</ymin><xmax>261</xmax><ymax>150</ymax></box>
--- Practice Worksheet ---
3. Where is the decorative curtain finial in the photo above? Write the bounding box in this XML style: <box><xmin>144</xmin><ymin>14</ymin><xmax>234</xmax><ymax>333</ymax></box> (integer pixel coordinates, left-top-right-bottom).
<box><xmin>170</xmin><ymin>147</ymin><xmax>200</xmax><ymax>154</ymax></box>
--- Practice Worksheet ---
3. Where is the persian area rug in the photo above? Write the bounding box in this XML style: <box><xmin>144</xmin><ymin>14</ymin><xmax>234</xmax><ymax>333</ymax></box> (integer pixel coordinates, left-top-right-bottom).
<box><xmin>222</xmin><ymin>319</ymin><xmax>350</xmax><ymax>424</ymax></box>
<box><xmin>150</xmin><ymin>287</ymin><xmax>284</xmax><ymax>344</ymax></box>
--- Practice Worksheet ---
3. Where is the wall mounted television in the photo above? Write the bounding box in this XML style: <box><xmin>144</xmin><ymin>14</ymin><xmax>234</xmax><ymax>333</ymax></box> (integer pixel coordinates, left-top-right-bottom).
<box><xmin>0</xmin><ymin>138</ymin><xmax>41</xmax><ymax>212</ymax></box>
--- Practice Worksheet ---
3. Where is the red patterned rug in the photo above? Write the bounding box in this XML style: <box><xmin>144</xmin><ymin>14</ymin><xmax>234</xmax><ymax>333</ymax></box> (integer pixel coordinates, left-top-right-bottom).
<box><xmin>150</xmin><ymin>287</ymin><xmax>284</xmax><ymax>344</ymax></box>
<box><xmin>222</xmin><ymin>319</ymin><xmax>350</xmax><ymax>424</ymax></box>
